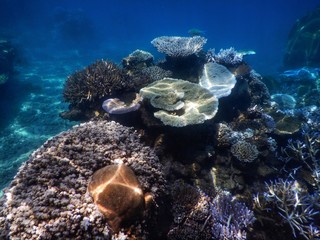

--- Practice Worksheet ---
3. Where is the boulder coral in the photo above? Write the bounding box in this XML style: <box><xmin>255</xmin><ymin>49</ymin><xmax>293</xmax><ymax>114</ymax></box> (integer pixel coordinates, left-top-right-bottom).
<box><xmin>139</xmin><ymin>78</ymin><xmax>219</xmax><ymax>127</ymax></box>
<box><xmin>0</xmin><ymin>121</ymin><xmax>166</xmax><ymax>239</ymax></box>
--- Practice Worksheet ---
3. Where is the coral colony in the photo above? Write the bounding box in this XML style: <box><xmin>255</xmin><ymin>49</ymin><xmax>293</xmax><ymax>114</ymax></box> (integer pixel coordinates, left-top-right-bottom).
<box><xmin>1</xmin><ymin>34</ymin><xmax>320</xmax><ymax>240</ymax></box>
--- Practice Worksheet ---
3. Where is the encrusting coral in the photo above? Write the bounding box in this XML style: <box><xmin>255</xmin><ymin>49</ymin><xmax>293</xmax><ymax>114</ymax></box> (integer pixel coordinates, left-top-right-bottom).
<box><xmin>139</xmin><ymin>78</ymin><xmax>219</xmax><ymax>127</ymax></box>
<box><xmin>0</xmin><ymin>121</ymin><xmax>166</xmax><ymax>239</ymax></box>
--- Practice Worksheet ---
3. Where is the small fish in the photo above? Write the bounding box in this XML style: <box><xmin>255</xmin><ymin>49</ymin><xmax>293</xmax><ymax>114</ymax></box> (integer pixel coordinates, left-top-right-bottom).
<box><xmin>188</xmin><ymin>28</ymin><xmax>205</xmax><ymax>36</ymax></box>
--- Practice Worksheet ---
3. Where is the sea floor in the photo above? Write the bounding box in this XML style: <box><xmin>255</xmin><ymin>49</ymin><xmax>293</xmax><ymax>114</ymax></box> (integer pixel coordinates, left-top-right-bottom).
<box><xmin>0</xmin><ymin>58</ymin><xmax>89</xmax><ymax>195</ymax></box>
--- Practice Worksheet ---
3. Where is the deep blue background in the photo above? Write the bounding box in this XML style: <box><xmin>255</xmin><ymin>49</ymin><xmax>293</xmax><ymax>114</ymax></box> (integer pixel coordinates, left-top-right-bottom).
<box><xmin>0</xmin><ymin>0</ymin><xmax>319</xmax><ymax>73</ymax></box>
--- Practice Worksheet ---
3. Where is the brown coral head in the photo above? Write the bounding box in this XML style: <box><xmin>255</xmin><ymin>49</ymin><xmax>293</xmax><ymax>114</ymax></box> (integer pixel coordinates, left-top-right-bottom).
<box><xmin>88</xmin><ymin>164</ymin><xmax>145</xmax><ymax>232</ymax></box>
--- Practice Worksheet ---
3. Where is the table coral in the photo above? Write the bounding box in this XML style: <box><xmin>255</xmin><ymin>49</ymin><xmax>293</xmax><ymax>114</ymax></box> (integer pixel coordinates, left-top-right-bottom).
<box><xmin>139</xmin><ymin>78</ymin><xmax>219</xmax><ymax>127</ymax></box>
<box><xmin>151</xmin><ymin>36</ymin><xmax>207</xmax><ymax>58</ymax></box>
<box><xmin>0</xmin><ymin>121</ymin><xmax>166</xmax><ymax>239</ymax></box>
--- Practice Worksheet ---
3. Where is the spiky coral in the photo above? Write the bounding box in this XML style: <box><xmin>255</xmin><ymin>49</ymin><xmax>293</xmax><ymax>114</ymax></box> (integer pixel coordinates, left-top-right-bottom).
<box><xmin>254</xmin><ymin>179</ymin><xmax>320</xmax><ymax>239</ymax></box>
<box><xmin>63</xmin><ymin>60</ymin><xmax>133</xmax><ymax>105</ymax></box>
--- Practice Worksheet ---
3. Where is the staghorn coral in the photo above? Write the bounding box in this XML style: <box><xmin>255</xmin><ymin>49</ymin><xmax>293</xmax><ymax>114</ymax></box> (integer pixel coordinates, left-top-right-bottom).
<box><xmin>254</xmin><ymin>179</ymin><xmax>320</xmax><ymax>239</ymax></box>
<box><xmin>231</xmin><ymin>140</ymin><xmax>259</xmax><ymax>163</ymax></box>
<box><xmin>167</xmin><ymin>181</ymin><xmax>213</xmax><ymax>240</ymax></box>
<box><xmin>167</xmin><ymin>182</ymin><xmax>255</xmax><ymax>240</ymax></box>
<box><xmin>199</xmin><ymin>62</ymin><xmax>237</xmax><ymax>99</ymax></box>
<box><xmin>0</xmin><ymin>121</ymin><xmax>166</xmax><ymax>239</ymax></box>
<box><xmin>210</xmin><ymin>191</ymin><xmax>255</xmax><ymax>240</ymax></box>
<box><xmin>151</xmin><ymin>36</ymin><xmax>207</xmax><ymax>57</ymax></box>
<box><xmin>139</xmin><ymin>78</ymin><xmax>219</xmax><ymax>127</ymax></box>
<box><xmin>63</xmin><ymin>60</ymin><xmax>133</xmax><ymax>105</ymax></box>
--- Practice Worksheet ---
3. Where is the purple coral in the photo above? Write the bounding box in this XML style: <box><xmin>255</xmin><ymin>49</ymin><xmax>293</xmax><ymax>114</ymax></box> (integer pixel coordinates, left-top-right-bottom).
<box><xmin>210</xmin><ymin>191</ymin><xmax>255</xmax><ymax>240</ymax></box>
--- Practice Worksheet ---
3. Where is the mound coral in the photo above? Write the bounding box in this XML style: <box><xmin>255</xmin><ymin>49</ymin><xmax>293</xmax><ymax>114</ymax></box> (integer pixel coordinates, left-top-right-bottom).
<box><xmin>199</xmin><ymin>62</ymin><xmax>237</xmax><ymax>98</ymax></box>
<box><xmin>63</xmin><ymin>60</ymin><xmax>133</xmax><ymax>105</ymax></box>
<box><xmin>139</xmin><ymin>78</ymin><xmax>219</xmax><ymax>127</ymax></box>
<box><xmin>122</xmin><ymin>49</ymin><xmax>154</xmax><ymax>70</ymax></box>
<box><xmin>151</xmin><ymin>36</ymin><xmax>207</xmax><ymax>57</ymax></box>
<box><xmin>0</xmin><ymin>121</ymin><xmax>166</xmax><ymax>239</ymax></box>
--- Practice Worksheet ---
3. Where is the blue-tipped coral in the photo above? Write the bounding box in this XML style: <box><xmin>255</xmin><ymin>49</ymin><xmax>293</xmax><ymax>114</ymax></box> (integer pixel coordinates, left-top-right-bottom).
<box><xmin>254</xmin><ymin>179</ymin><xmax>320</xmax><ymax>239</ymax></box>
<box><xmin>210</xmin><ymin>191</ymin><xmax>255</xmax><ymax>240</ymax></box>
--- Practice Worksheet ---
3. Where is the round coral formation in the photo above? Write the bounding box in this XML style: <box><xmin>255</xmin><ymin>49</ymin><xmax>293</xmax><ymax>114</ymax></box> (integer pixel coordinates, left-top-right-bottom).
<box><xmin>230</xmin><ymin>141</ymin><xmax>259</xmax><ymax>162</ymax></box>
<box><xmin>88</xmin><ymin>164</ymin><xmax>145</xmax><ymax>232</ymax></box>
<box><xmin>0</xmin><ymin>121</ymin><xmax>166</xmax><ymax>239</ymax></box>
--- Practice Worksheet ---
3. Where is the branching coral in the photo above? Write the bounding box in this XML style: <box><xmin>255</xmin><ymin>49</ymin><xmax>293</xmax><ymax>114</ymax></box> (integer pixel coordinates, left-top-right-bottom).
<box><xmin>63</xmin><ymin>60</ymin><xmax>133</xmax><ymax>105</ymax></box>
<box><xmin>141</xmin><ymin>66</ymin><xmax>172</xmax><ymax>82</ymax></box>
<box><xmin>254</xmin><ymin>179</ymin><xmax>320</xmax><ymax>239</ymax></box>
<box><xmin>281</xmin><ymin>130</ymin><xmax>320</xmax><ymax>188</ymax></box>
<box><xmin>151</xmin><ymin>36</ymin><xmax>207</xmax><ymax>57</ymax></box>
<box><xmin>210</xmin><ymin>191</ymin><xmax>255</xmax><ymax>240</ymax></box>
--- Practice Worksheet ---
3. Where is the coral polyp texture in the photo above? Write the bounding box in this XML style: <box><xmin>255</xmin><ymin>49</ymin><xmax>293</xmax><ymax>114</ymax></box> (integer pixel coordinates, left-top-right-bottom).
<box><xmin>139</xmin><ymin>78</ymin><xmax>219</xmax><ymax>127</ymax></box>
<box><xmin>0</xmin><ymin>121</ymin><xmax>166</xmax><ymax>239</ymax></box>
<box><xmin>88</xmin><ymin>164</ymin><xmax>146</xmax><ymax>231</ymax></box>
<box><xmin>151</xmin><ymin>36</ymin><xmax>207</xmax><ymax>57</ymax></box>
<box><xmin>199</xmin><ymin>62</ymin><xmax>237</xmax><ymax>98</ymax></box>
<box><xmin>230</xmin><ymin>140</ymin><xmax>259</xmax><ymax>162</ymax></box>
<box><xmin>63</xmin><ymin>60</ymin><xmax>133</xmax><ymax>105</ymax></box>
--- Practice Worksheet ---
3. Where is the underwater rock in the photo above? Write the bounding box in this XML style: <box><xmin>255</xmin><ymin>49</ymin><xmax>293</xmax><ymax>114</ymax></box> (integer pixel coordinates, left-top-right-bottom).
<box><xmin>139</xmin><ymin>78</ymin><xmax>219</xmax><ymax>127</ymax></box>
<box><xmin>199</xmin><ymin>62</ymin><xmax>237</xmax><ymax>98</ymax></box>
<box><xmin>0</xmin><ymin>121</ymin><xmax>166</xmax><ymax>239</ymax></box>
<box><xmin>88</xmin><ymin>164</ymin><xmax>147</xmax><ymax>232</ymax></box>
<box><xmin>151</xmin><ymin>36</ymin><xmax>207</xmax><ymax>58</ymax></box>
<box><xmin>271</xmin><ymin>93</ymin><xmax>296</xmax><ymax>110</ymax></box>
<box><xmin>284</xmin><ymin>6</ymin><xmax>320</xmax><ymax>68</ymax></box>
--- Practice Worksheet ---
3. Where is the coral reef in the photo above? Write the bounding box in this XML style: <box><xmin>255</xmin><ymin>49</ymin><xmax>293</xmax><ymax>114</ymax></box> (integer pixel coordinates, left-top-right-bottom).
<box><xmin>0</xmin><ymin>121</ymin><xmax>166</xmax><ymax>239</ymax></box>
<box><xmin>139</xmin><ymin>78</ymin><xmax>219</xmax><ymax>127</ymax></box>
<box><xmin>199</xmin><ymin>62</ymin><xmax>237</xmax><ymax>98</ymax></box>
<box><xmin>167</xmin><ymin>182</ymin><xmax>255</xmax><ymax>240</ymax></box>
<box><xmin>151</xmin><ymin>36</ymin><xmax>207</xmax><ymax>58</ymax></box>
